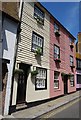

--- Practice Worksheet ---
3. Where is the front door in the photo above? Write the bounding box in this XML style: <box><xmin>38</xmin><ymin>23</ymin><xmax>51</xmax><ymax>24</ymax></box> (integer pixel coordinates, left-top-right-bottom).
<box><xmin>17</xmin><ymin>63</ymin><xmax>30</xmax><ymax>104</ymax></box>
<box><xmin>64</xmin><ymin>75</ymin><xmax>68</xmax><ymax>94</ymax></box>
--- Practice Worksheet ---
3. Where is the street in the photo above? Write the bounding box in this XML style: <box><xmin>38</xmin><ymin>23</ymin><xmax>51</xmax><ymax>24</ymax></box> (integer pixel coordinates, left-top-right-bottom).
<box><xmin>38</xmin><ymin>98</ymin><xmax>81</xmax><ymax>119</ymax></box>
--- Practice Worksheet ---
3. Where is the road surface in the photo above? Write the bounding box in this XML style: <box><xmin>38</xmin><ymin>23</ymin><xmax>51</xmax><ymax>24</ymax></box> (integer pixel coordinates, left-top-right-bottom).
<box><xmin>38</xmin><ymin>98</ymin><xmax>81</xmax><ymax>118</ymax></box>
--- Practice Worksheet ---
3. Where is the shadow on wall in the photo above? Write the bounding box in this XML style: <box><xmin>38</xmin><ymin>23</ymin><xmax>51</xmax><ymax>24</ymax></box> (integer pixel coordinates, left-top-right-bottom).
<box><xmin>2</xmin><ymin>18</ymin><xmax>18</xmax><ymax>57</ymax></box>
<box><xmin>35</xmin><ymin>55</ymin><xmax>41</xmax><ymax>66</ymax></box>
<box><xmin>55</xmin><ymin>62</ymin><xmax>60</xmax><ymax>69</ymax></box>
<box><xmin>2</xmin><ymin>30</ymin><xmax>8</xmax><ymax>56</ymax></box>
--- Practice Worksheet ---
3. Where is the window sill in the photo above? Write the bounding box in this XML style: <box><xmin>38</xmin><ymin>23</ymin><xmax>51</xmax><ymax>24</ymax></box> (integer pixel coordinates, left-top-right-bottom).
<box><xmin>54</xmin><ymin>88</ymin><xmax>61</xmax><ymax>92</ymax></box>
<box><xmin>70</xmin><ymin>66</ymin><xmax>75</xmax><ymax>68</ymax></box>
<box><xmin>35</xmin><ymin>88</ymin><xmax>47</xmax><ymax>90</ymax></box>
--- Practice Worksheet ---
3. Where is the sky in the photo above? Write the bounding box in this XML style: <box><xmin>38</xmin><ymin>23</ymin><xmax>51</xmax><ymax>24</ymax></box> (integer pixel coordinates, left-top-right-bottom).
<box><xmin>39</xmin><ymin>2</ymin><xmax>80</xmax><ymax>42</ymax></box>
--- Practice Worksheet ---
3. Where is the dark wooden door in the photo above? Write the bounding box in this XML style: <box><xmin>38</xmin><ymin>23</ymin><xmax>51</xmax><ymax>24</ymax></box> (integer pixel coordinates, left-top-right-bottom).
<box><xmin>17</xmin><ymin>63</ymin><xmax>30</xmax><ymax>104</ymax></box>
<box><xmin>64</xmin><ymin>76</ymin><xmax>68</xmax><ymax>94</ymax></box>
<box><xmin>17</xmin><ymin>74</ymin><xmax>26</xmax><ymax>103</ymax></box>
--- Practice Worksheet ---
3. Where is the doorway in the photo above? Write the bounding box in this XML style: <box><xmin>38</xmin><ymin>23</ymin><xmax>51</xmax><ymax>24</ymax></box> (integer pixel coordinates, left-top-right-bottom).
<box><xmin>16</xmin><ymin>63</ymin><xmax>30</xmax><ymax>104</ymax></box>
<box><xmin>64</xmin><ymin>75</ymin><xmax>68</xmax><ymax>94</ymax></box>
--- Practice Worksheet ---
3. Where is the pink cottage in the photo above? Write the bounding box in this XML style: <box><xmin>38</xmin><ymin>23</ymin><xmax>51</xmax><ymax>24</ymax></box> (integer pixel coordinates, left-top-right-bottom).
<box><xmin>50</xmin><ymin>16</ymin><xmax>76</xmax><ymax>98</ymax></box>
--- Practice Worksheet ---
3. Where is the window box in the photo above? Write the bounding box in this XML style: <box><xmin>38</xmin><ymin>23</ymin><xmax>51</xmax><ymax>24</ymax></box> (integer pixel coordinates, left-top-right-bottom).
<box><xmin>35</xmin><ymin>48</ymin><xmax>42</xmax><ymax>56</ymax></box>
<box><xmin>31</xmin><ymin>70</ymin><xmax>38</xmax><ymax>76</ymax></box>
<box><xmin>70</xmin><ymin>65</ymin><xmax>75</xmax><ymax>68</ymax></box>
<box><xmin>70</xmin><ymin>42</ymin><xmax>74</xmax><ymax>48</ymax></box>
<box><xmin>54</xmin><ymin>58</ymin><xmax>61</xmax><ymax>63</ymax></box>
<box><xmin>54</xmin><ymin>30</ymin><xmax>60</xmax><ymax>37</ymax></box>
<box><xmin>14</xmin><ymin>69</ymin><xmax>24</xmax><ymax>75</ymax></box>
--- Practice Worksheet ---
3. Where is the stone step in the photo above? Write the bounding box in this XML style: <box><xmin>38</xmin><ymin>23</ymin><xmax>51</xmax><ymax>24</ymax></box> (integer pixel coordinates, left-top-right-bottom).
<box><xmin>16</xmin><ymin>103</ymin><xmax>27</xmax><ymax>110</ymax></box>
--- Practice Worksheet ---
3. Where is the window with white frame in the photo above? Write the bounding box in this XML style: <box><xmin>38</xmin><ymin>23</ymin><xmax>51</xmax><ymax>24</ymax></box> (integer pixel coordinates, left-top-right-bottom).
<box><xmin>54</xmin><ymin>45</ymin><xmax>60</xmax><ymax>59</ymax></box>
<box><xmin>54</xmin><ymin>71</ymin><xmax>59</xmax><ymax>89</ymax></box>
<box><xmin>70</xmin><ymin>75</ymin><xmax>74</xmax><ymax>87</ymax></box>
<box><xmin>54</xmin><ymin>23</ymin><xmax>59</xmax><ymax>31</ymax></box>
<box><xmin>34</xmin><ymin>5</ymin><xmax>44</xmax><ymax>24</ymax></box>
<box><xmin>70</xmin><ymin>56</ymin><xmax>74</xmax><ymax>66</ymax></box>
<box><xmin>35</xmin><ymin>68</ymin><xmax>47</xmax><ymax>90</ymax></box>
<box><xmin>32</xmin><ymin>32</ymin><xmax>43</xmax><ymax>53</ymax></box>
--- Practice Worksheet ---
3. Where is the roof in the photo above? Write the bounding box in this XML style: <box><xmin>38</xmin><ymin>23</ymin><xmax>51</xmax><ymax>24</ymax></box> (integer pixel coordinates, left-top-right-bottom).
<box><xmin>1</xmin><ymin>2</ymin><xmax>20</xmax><ymax>22</ymax></box>
<box><xmin>36</xmin><ymin>2</ymin><xmax>76</xmax><ymax>40</ymax></box>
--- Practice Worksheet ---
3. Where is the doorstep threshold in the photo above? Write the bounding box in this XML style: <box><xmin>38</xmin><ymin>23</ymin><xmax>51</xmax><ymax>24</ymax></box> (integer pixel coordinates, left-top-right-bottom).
<box><xmin>16</xmin><ymin>103</ymin><xmax>27</xmax><ymax>110</ymax></box>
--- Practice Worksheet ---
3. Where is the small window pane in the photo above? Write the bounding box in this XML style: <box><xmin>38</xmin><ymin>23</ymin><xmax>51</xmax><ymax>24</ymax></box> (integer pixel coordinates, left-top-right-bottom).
<box><xmin>32</xmin><ymin>32</ymin><xmax>43</xmax><ymax>54</ymax></box>
<box><xmin>70</xmin><ymin>75</ymin><xmax>74</xmax><ymax>87</ymax></box>
<box><xmin>54</xmin><ymin>72</ymin><xmax>59</xmax><ymax>89</ymax></box>
<box><xmin>35</xmin><ymin>68</ymin><xmax>47</xmax><ymax>90</ymax></box>
<box><xmin>54</xmin><ymin>45</ymin><xmax>60</xmax><ymax>59</ymax></box>
<box><xmin>54</xmin><ymin>23</ymin><xmax>59</xmax><ymax>31</ymax></box>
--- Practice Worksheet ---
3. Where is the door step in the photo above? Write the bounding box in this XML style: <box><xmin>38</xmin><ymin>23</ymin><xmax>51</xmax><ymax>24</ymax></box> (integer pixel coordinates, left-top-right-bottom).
<box><xmin>16</xmin><ymin>103</ymin><xmax>27</xmax><ymax>110</ymax></box>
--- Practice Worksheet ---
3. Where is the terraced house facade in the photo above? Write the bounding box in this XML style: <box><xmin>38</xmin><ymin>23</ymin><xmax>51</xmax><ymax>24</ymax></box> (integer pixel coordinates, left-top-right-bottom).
<box><xmin>10</xmin><ymin>2</ymin><xmax>76</xmax><ymax>113</ymax></box>
<box><xmin>50</xmin><ymin>15</ymin><xmax>76</xmax><ymax>98</ymax></box>
<box><xmin>10</xmin><ymin>2</ymin><xmax>50</xmax><ymax>112</ymax></box>
<box><xmin>76</xmin><ymin>32</ymin><xmax>81</xmax><ymax>90</ymax></box>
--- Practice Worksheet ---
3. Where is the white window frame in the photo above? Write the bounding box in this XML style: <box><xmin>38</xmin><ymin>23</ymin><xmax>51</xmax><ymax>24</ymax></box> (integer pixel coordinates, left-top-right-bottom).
<box><xmin>54</xmin><ymin>72</ymin><xmax>59</xmax><ymax>89</ymax></box>
<box><xmin>32</xmin><ymin>32</ymin><xmax>43</xmax><ymax>53</ymax></box>
<box><xmin>54</xmin><ymin>23</ymin><xmax>59</xmax><ymax>32</ymax></box>
<box><xmin>70</xmin><ymin>56</ymin><xmax>74</xmax><ymax>66</ymax></box>
<box><xmin>34</xmin><ymin>5</ymin><xmax>44</xmax><ymax>23</ymax></box>
<box><xmin>35</xmin><ymin>68</ymin><xmax>47</xmax><ymax>90</ymax></box>
<box><xmin>54</xmin><ymin>45</ymin><xmax>60</xmax><ymax>59</ymax></box>
<box><xmin>70</xmin><ymin>75</ymin><xmax>74</xmax><ymax>87</ymax></box>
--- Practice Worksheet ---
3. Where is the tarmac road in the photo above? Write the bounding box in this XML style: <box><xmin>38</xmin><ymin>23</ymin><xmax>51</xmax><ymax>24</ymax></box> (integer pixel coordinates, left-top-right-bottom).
<box><xmin>39</xmin><ymin>97</ymin><xmax>81</xmax><ymax>119</ymax></box>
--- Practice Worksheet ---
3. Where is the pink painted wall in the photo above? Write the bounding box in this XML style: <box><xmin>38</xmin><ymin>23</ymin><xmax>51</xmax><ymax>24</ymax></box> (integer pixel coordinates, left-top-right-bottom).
<box><xmin>50</xmin><ymin>18</ymin><xmax>76</xmax><ymax>98</ymax></box>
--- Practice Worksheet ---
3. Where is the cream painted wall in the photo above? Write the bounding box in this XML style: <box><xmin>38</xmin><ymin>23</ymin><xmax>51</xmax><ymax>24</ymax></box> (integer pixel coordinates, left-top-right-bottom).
<box><xmin>12</xmin><ymin>2</ymin><xmax>50</xmax><ymax>104</ymax></box>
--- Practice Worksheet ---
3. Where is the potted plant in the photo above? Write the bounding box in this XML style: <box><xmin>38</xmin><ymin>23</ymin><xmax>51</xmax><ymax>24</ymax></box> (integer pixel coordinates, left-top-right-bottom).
<box><xmin>35</xmin><ymin>48</ymin><xmax>42</xmax><ymax>56</ymax></box>
<box><xmin>14</xmin><ymin>69</ymin><xmax>24</xmax><ymax>75</ymax></box>
<box><xmin>31</xmin><ymin>70</ymin><xmax>38</xmax><ymax>76</ymax></box>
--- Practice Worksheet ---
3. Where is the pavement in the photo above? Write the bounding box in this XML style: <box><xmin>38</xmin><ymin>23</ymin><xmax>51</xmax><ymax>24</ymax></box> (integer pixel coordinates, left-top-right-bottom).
<box><xmin>2</xmin><ymin>90</ymin><xmax>81</xmax><ymax>119</ymax></box>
